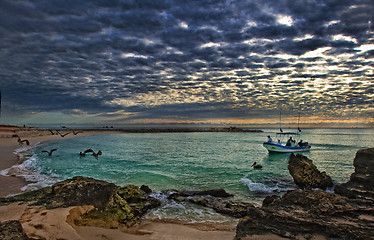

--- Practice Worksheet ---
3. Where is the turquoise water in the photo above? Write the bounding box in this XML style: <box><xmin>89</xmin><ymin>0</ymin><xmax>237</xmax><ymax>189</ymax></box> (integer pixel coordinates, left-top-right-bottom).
<box><xmin>4</xmin><ymin>128</ymin><xmax>374</xmax><ymax>222</ymax></box>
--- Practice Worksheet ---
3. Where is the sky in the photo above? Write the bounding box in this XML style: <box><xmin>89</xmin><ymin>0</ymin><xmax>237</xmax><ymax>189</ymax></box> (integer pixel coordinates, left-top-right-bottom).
<box><xmin>0</xmin><ymin>0</ymin><xmax>373</xmax><ymax>129</ymax></box>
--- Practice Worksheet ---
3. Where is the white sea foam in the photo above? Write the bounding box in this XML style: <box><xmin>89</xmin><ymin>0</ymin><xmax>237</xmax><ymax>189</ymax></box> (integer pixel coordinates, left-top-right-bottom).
<box><xmin>2</xmin><ymin>143</ymin><xmax>60</xmax><ymax>192</ymax></box>
<box><xmin>147</xmin><ymin>191</ymin><xmax>234</xmax><ymax>223</ymax></box>
<box><xmin>240</xmin><ymin>176</ymin><xmax>295</xmax><ymax>193</ymax></box>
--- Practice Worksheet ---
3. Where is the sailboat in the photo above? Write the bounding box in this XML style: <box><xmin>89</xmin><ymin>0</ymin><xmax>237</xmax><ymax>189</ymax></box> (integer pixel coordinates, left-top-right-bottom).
<box><xmin>263</xmin><ymin>110</ymin><xmax>311</xmax><ymax>153</ymax></box>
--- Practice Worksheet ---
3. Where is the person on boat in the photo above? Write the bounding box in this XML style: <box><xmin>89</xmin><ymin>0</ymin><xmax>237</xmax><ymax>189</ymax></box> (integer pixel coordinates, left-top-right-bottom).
<box><xmin>298</xmin><ymin>140</ymin><xmax>303</xmax><ymax>147</ymax></box>
<box><xmin>276</xmin><ymin>139</ymin><xmax>282</xmax><ymax>145</ymax></box>
<box><xmin>286</xmin><ymin>137</ymin><xmax>292</xmax><ymax>146</ymax></box>
<box><xmin>267</xmin><ymin>135</ymin><xmax>273</xmax><ymax>142</ymax></box>
<box><xmin>290</xmin><ymin>138</ymin><xmax>295</xmax><ymax>147</ymax></box>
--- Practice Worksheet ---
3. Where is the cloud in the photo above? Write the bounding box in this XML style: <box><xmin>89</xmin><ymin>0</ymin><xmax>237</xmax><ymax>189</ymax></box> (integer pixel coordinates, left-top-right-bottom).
<box><xmin>0</xmin><ymin>0</ymin><xmax>373</xmax><ymax>127</ymax></box>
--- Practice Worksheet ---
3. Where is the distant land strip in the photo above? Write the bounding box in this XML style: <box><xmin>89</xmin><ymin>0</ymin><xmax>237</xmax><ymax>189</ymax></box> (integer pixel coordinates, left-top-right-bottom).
<box><xmin>115</xmin><ymin>127</ymin><xmax>263</xmax><ymax>133</ymax></box>
<box><xmin>0</xmin><ymin>125</ymin><xmax>263</xmax><ymax>133</ymax></box>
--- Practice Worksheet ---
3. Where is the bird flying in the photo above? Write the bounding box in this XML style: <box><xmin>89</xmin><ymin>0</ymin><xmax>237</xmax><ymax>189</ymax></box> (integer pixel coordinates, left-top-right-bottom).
<box><xmin>82</xmin><ymin>149</ymin><xmax>102</xmax><ymax>158</ymax></box>
<box><xmin>56</xmin><ymin>130</ymin><xmax>70</xmax><ymax>137</ymax></box>
<box><xmin>12</xmin><ymin>134</ymin><xmax>30</xmax><ymax>146</ymax></box>
<box><xmin>42</xmin><ymin>149</ymin><xmax>57</xmax><ymax>156</ymax></box>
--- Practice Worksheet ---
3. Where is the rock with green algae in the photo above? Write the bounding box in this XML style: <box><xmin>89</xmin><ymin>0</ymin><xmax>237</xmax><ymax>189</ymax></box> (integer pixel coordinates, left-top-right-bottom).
<box><xmin>0</xmin><ymin>176</ymin><xmax>160</xmax><ymax>228</ymax></box>
<box><xmin>75</xmin><ymin>191</ymin><xmax>137</xmax><ymax>228</ymax></box>
<box><xmin>76</xmin><ymin>184</ymin><xmax>160</xmax><ymax>228</ymax></box>
<box><xmin>0</xmin><ymin>187</ymin><xmax>52</xmax><ymax>204</ymax></box>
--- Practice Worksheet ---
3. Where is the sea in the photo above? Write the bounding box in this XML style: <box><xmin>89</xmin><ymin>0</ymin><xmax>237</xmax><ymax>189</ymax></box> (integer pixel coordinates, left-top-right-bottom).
<box><xmin>2</xmin><ymin>128</ymin><xmax>374</xmax><ymax>224</ymax></box>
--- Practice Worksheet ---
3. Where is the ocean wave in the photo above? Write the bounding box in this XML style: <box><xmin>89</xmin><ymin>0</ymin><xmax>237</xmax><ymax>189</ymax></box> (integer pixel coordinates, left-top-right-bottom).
<box><xmin>3</xmin><ymin>143</ymin><xmax>60</xmax><ymax>192</ymax></box>
<box><xmin>147</xmin><ymin>191</ymin><xmax>234</xmax><ymax>224</ymax></box>
<box><xmin>240</xmin><ymin>174</ymin><xmax>295</xmax><ymax>194</ymax></box>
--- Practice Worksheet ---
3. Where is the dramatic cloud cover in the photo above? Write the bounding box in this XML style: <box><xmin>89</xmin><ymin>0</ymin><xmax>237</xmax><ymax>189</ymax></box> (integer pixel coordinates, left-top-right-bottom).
<box><xmin>0</xmin><ymin>0</ymin><xmax>373</xmax><ymax>128</ymax></box>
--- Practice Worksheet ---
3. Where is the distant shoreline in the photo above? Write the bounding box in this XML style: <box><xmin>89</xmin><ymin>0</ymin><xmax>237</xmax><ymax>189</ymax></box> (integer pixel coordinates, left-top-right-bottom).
<box><xmin>115</xmin><ymin>126</ymin><xmax>263</xmax><ymax>133</ymax></box>
<box><xmin>0</xmin><ymin>124</ymin><xmax>263</xmax><ymax>134</ymax></box>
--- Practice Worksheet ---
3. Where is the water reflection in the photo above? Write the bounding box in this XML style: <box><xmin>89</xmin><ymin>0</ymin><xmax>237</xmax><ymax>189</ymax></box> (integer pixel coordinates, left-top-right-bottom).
<box><xmin>263</xmin><ymin>151</ymin><xmax>311</xmax><ymax>162</ymax></box>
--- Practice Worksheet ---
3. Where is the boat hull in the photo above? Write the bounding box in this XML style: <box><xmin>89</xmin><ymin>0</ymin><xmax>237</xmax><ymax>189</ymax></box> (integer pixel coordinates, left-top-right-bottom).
<box><xmin>263</xmin><ymin>142</ymin><xmax>311</xmax><ymax>153</ymax></box>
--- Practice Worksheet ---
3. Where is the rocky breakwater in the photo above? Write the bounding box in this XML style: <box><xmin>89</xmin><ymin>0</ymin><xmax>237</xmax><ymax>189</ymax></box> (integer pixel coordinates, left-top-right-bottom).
<box><xmin>0</xmin><ymin>176</ymin><xmax>160</xmax><ymax>238</ymax></box>
<box><xmin>235</xmin><ymin>149</ymin><xmax>374</xmax><ymax>240</ymax></box>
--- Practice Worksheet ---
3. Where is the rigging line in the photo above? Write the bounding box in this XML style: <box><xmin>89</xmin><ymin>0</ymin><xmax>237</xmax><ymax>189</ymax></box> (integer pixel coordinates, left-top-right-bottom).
<box><xmin>297</xmin><ymin>110</ymin><xmax>300</xmax><ymax>128</ymax></box>
<box><xmin>279</xmin><ymin>108</ymin><xmax>283</xmax><ymax>132</ymax></box>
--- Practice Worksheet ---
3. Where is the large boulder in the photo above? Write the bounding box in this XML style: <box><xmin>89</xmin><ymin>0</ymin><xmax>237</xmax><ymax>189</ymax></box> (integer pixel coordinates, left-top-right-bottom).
<box><xmin>288</xmin><ymin>153</ymin><xmax>333</xmax><ymax>190</ymax></box>
<box><xmin>335</xmin><ymin>148</ymin><xmax>374</xmax><ymax>201</ymax></box>
<box><xmin>47</xmin><ymin>176</ymin><xmax>117</xmax><ymax>209</ymax></box>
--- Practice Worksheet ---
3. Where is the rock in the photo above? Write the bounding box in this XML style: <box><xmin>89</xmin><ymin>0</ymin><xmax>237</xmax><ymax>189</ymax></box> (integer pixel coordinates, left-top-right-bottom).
<box><xmin>189</xmin><ymin>197</ymin><xmax>257</xmax><ymax>218</ymax></box>
<box><xmin>140</xmin><ymin>185</ymin><xmax>152</xmax><ymax>194</ymax></box>
<box><xmin>288</xmin><ymin>153</ymin><xmax>333</xmax><ymax>190</ymax></box>
<box><xmin>166</xmin><ymin>189</ymin><xmax>254</xmax><ymax>218</ymax></box>
<box><xmin>0</xmin><ymin>220</ymin><xmax>42</xmax><ymax>240</ymax></box>
<box><xmin>235</xmin><ymin>190</ymin><xmax>373</xmax><ymax>240</ymax></box>
<box><xmin>0</xmin><ymin>176</ymin><xmax>161</xmax><ymax>228</ymax></box>
<box><xmin>46</xmin><ymin>176</ymin><xmax>117</xmax><ymax>209</ymax></box>
<box><xmin>72</xmin><ymin>182</ymin><xmax>160</xmax><ymax>228</ymax></box>
<box><xmin>168</xmin><ymin>188</ymin><xmax>233</xmax><ymax>199</ymax></box>
<box><xmin>0</xmin><ymin>187</ymin><xmax>52</xmax><ymax>204</ymax></box>
<box><xmin>335</xmin><ymin>148</ymin><xmax>374</xmax><ymax>201</ymax></box>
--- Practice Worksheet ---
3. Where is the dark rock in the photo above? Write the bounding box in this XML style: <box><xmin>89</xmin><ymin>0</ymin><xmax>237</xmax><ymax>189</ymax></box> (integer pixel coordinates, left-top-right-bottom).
<box><xmin>235</xmin><ymin>190</ymin><xmax>373</xmax><ymax>240</ymax></box>
<box><xmin>0</xmin><ymin>220</ymin><xmax>42</xmax><ymax>240</ymax></box>
<box><xmin>0</xmin><ymin>187</ymin><xmax>52</xmax><ymax>204</ymax></box>
<box><xmin>168</xmin><ymin>188</ymin><xmax>233</xmax><ymax>199</ymax></box>
<box><xmin>264</xmin><ymin>190</ymin><xmax>353</xmax><ymax>215</ymax></box>
<box><xmin>334</xmin><ymin>184</ymin><xmax>357</xmax><ymax>199</ymax></box>
<box><xmin>166</xmin><ymin>189</ymin><xmax>254</xmax><ymax>218</ymax></box>
<box><xmin>335</xmin><ymin>148</ymin><xmax>374</xmax><ymax>201</ymax></box>
<box><xmin>288</xmin><ymin>153</ymin><xmax>333</xmax><ymax>190</ymax></box>
<box><xmin>261</xmin><ymin>195</ymin><xmax>280</xmax><ymax>207</ymax></box>
<box><xmin>46</xmin><ymin>176</ymin><xmax>117</xmax><ymax>209</ymax></box>
<box><xmin>189</xmin><ymin>197</ymin><xmax>257</xmax><ymax>218</ymax></box>
<box><xmin>140</xmin><ymin>185</ymin><xmax>152</xmax><ymax>194</ymax></box>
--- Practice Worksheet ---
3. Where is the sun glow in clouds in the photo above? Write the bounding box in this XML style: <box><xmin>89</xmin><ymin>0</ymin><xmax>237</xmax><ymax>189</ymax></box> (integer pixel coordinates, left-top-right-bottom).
<box><xmin>276</xmin><ymin>15</ymin><xmax>293</xmax><ymax>26</ymax></box>
<box><xmin>200</xmin><ymin>42</ymin><xmax>221</xmax><ymax>48</ymax></box>
<box><xmin>121</xmin><ymin>53</ymin><xmax>148</xmax><ymax>59</ymax></box>
<box><xmin>332</xmin><ymin>34</ymin><xmax>358</xmax><ymax>44</ymax></box>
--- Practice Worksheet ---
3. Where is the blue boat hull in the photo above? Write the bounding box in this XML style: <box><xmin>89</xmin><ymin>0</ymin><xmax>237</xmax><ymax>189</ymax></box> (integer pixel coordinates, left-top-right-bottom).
<box><xmin>263</xmin><ymin>142</ymin><xmax>311</xmax><ymax>153</ymax></box>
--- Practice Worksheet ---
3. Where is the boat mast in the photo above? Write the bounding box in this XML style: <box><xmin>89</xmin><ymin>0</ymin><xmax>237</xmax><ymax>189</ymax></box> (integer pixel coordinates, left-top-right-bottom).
<box><xmin>297</xmin><ymin>106</ymin><xmax>301</xmax><ymax>132</ymax></box>
<box><xmin>279</xmin><ymin>109</ymin><xmax>283</xmax><ymax>132</ymax></box>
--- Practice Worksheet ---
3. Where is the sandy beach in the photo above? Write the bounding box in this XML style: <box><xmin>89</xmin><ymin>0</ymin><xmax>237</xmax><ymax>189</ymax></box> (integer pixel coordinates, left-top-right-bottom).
<box><xmin>0</xmin><ymin>126</ymin><xmax>237</xmax><ymax>240</ymax></box>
